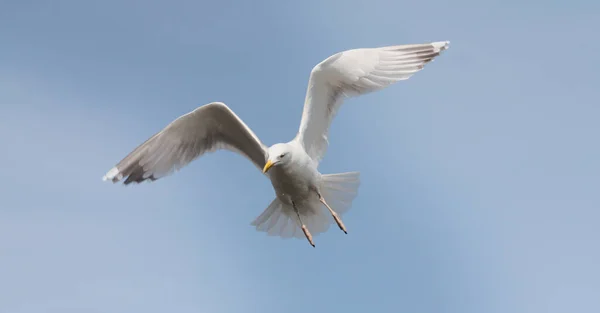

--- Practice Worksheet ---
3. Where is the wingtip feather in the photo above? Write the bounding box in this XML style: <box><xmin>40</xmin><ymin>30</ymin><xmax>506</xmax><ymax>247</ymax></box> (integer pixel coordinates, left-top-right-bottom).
<box><xmin>432</xmin><ymin>41</ymin><xmax>450</xmax><ymax>52</ymax></box>
<box><xmin>102</xmin><ymin>167</ymin><xmax>122</xmax><ymax>183</ymax></box>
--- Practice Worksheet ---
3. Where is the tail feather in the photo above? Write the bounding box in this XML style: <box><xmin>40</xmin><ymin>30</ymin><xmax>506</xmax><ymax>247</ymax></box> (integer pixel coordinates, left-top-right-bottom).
<box><xmin>251</xmin><ymin>198</ymin><xmax>302</xmax><ymax>239</ymax></box>
<box><xmin>251</xmin><ymin>171</ymin><xmax>360</xmax><ymax>239</ymax></box>
<box><xmin>320</xmin><ymin>172</ymin><xmax>360</xmax><ymax>216</ymax></box>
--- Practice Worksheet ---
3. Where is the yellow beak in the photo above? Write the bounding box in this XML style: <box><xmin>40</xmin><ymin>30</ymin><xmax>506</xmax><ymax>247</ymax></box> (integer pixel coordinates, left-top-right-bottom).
<box><xmin>262</xmin><ymin>160</ymin><xmax>274</xmax><ymax>173</ymax></box>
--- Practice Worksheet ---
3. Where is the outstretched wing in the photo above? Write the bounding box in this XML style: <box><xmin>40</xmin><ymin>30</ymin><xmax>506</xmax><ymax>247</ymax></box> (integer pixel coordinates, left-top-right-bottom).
<box><xmin>295</xmin><ymin>41</ymin><xmax>450</xmax><ymax>163</ymax></box>
<box><xmin>102</xmin><ymin>102</ymin><xmax>268</xmax><ymax>184</ymax></box>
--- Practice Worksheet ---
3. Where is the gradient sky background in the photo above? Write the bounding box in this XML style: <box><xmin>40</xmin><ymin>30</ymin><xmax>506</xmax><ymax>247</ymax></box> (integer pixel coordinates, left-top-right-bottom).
<box><xmin>1</xmin><ymin>1</ymin><xmax>599</xmax><ymax>313</ymax></box>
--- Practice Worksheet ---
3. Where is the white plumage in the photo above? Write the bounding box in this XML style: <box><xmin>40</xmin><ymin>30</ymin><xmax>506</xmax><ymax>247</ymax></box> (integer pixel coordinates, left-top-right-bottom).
<box><xmin>297</xmin><ymin>41</ymin><xmax>449</xmax><ymax>162</ymax></box>
<box><xmin>103</xmin><ymin>41</ymin><xmax>450</xmax><ymax>247</ymax></box>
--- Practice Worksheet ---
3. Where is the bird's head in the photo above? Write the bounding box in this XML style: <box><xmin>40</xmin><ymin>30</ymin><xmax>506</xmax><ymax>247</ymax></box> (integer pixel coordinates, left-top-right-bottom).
<box><xmin>263</xmin><ymin>143</ymin><xmax>293</xmax><ymax>173</ymax></box>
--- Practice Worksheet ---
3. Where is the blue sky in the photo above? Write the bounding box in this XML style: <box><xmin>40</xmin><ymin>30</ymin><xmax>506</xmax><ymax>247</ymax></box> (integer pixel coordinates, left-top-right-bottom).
<box><xmin>1</xmin><ymin>0</ymin><xmax>599</xmax><ymax>312</ymax></box>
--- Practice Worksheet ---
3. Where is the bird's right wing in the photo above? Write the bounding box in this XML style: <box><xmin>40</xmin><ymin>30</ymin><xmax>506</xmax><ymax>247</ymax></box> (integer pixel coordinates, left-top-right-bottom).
<box><xmin>102</xmin><ymin>102</ymin><xmax>268</xmax><ymax>184</ymax></box>
<box><xmin>295</xmin><ymin>41</ymin><xmax>450</xmax><ymax>163</ymax></box>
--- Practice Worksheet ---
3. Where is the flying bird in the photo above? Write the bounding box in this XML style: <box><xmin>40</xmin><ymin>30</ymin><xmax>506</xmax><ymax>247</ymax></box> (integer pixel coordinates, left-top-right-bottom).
<box><xmin>102</xmin><ymin>41</ymin><xmax>450</xmax><ymax>247</ymax></box>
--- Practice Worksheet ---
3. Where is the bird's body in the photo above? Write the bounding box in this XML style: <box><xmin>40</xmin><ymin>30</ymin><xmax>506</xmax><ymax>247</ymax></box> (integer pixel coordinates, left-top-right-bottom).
<box><xmin>265</xmin><ymin>142</ymin><xmax>316</xmax><ymax>203</ymax></box>
<box><xmin>102</xmin><ymin>40</ymin><xmax>450</xmax><ymax>247</ymax></box>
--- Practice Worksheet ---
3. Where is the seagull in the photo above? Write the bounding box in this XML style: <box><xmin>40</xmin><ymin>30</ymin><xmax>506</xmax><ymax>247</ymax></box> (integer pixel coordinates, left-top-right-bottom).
<box><xmin>102</xmin><ymin>41</ymin><xmax>450</xmax><ymax>247</ymax></box>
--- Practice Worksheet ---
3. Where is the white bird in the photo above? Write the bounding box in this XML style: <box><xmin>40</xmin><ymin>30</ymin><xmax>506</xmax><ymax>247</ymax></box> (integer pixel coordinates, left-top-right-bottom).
<box><xmin>102</xmin><ymin>41</ymin><xmax>450</xmax><ymax>247</ymax></box>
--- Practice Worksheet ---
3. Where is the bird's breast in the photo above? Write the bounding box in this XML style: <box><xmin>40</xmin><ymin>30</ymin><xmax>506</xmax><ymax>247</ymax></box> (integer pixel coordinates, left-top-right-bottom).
<box><xmin>268</xmin><ymin>163</ymin><xmax>318</xmax><ymax>203</ymax></box>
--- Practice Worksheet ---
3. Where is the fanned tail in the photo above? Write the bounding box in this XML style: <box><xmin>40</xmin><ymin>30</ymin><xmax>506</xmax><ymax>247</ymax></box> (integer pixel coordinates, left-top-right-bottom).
<box><xmin>319</xmin><ymin>171</ymin><xmax>360</xmax><ymax>217</ymax></box>
<box><xmin>250</xmin><ymin>171</ymin><xmax>360</xmax><ymax>239</ymax></box>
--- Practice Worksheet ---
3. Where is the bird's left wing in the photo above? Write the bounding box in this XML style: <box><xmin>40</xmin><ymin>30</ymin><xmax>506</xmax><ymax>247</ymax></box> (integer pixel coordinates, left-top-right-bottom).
<box><xmin>295</xmin><ymin>41</ymin><xmax>450</xmax><ymax>163</ymax></box>
<box><xmin>102</xmin><ymin>102</ymin><xmax>268</xmax><ymax>184</ymax></box>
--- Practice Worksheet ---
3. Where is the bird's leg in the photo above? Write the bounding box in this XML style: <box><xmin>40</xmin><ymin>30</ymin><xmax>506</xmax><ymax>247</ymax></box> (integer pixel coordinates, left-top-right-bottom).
<box><xmin>292</xmin><ymin>201</ymin><xmax>315</xmax><ymax>247</ymax></box>
<box><xmin>318</xmin><ymin>193</ymin><xmax>348</xmax><ymax>234</ymax></box>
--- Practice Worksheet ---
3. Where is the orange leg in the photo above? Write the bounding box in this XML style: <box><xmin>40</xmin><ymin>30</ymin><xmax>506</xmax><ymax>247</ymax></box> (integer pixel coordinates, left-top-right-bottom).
<box><xmin>292</xmin><ymin>201</ymin><xmax>315</xmax><ymax>247</ymax></box>
<box><xmin>319</xmin><ymin>195</ymin><xmax>347</xmax><ymax>234</ymax></box>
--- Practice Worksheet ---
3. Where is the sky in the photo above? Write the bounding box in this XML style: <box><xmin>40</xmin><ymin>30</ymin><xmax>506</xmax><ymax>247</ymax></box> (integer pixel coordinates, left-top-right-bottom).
<box><xmin>1</xmin><ymin>0</ymin><xmax>599</xmax><ymax>312</ymax></box>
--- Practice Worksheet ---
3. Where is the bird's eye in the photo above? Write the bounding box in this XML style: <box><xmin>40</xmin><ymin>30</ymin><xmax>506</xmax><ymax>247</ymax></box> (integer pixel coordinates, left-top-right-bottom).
<box><xmin>279</xmin><ymin>153</ymin><xmax>286</xmax><ymax>158</ymax></box>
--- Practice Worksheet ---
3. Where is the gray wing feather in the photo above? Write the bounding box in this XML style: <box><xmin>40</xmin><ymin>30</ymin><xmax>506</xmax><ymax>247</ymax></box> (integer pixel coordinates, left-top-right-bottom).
<box><xmin>103</xmin><ymin>102</ymin><xmax>267</xmax><ymax>184</ymax></box>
